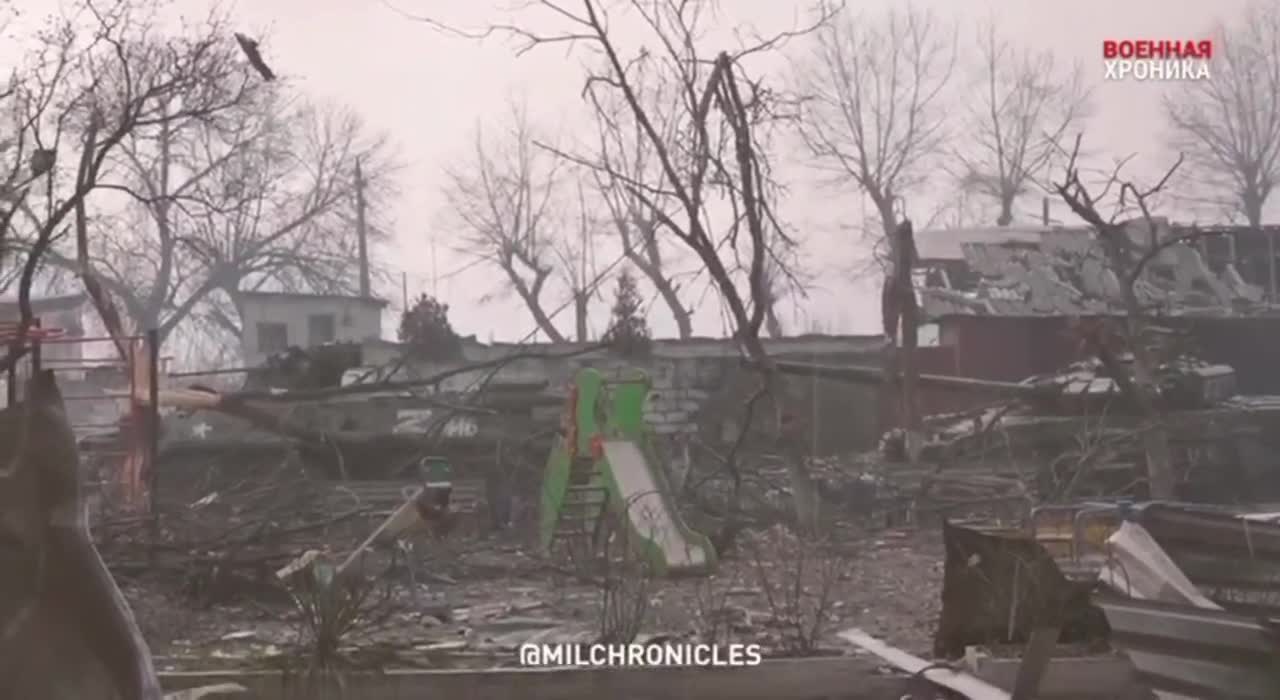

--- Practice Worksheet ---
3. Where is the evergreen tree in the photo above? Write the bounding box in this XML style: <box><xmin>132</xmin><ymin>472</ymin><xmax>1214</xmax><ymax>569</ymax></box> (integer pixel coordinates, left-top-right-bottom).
<box><xmin>398</xmin><ymin>293</ymin><xmax>462</xmax><ymax>360</ymax></box>
<box><xmin>604</xmin><ymin>268</ymin><xmax>651</xmax><ymax>356</ymax></box>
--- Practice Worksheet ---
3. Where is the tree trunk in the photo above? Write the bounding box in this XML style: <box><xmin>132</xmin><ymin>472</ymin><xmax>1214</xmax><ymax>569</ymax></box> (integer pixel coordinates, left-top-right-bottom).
<box><xmin>629</xmin><ymin>252</ymin><xmax>692</xmax><ymax>339</ymax></box>
<box><xmin>996</xmin><ymin>195</ymin><xmax>1014</xmax><ymax>226</ymax></box>
<box><xmin>1244</xmin><ymin>192</ymin><xmax>1272</xmax><ymax>300</ymax></box>
<box><xmin>894</xmin><ymin>221</ymin><xmax>921</xmax><ymax>462</ymax></box>
<box><xmin>574</xmin><ymin>292</ymin><xmax>589</xmax><ymax>342</ymax></box>
<box><xmin>765</xmin><ymin>307</ymin><xmax>784</xmax><ymax>338</ymax></box>
<box><xmin>507</xmin><ymin>269</ymin><xmax>566</xmax><ymax>343</ymax></box>
<box><xmin>1097</xmin><ymin>222</ymin><xmax>1176</xmax><ymax>500</ymax></box>
<box><xmin>873</xmin><ymin>194</ymin><xmax>898</xmax><ymax>263</ymax></box>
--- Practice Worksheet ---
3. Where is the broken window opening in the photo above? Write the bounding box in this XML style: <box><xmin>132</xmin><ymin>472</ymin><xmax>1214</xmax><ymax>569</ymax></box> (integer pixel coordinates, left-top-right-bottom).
<box><xmin>257</xmin><ymin>322</ymin><xmax>288</xmax><ymax>353</ymax></box>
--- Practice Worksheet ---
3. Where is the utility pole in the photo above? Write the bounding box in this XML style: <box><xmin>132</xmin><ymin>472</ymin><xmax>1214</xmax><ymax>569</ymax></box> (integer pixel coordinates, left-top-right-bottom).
<box><xmin>355</xmin><ymin>158</ymin><xmax>371</xmax><ymax>298</ymax></box>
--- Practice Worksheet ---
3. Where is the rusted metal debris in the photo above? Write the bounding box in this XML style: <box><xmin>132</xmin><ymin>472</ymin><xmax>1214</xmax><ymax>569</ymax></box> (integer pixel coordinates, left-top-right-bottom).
<box><xmin>276</xmin><ymin>481</ymin><xmax>459</xmax><ymax>585</ymax></box>
<box><xmin>1040</xmin><ymin>502</ymin><xmax>1280</xmax><ymax>612</ymax></box>
<box><xmin>1097</xmin><ymin>595</ymin><xmax>1280</xmax><ymax>699</ymax></box>
<box><xmin>1093</xmin><ymin>516</ymin><xmax>1280</xmax><ymax>699</ymax></box>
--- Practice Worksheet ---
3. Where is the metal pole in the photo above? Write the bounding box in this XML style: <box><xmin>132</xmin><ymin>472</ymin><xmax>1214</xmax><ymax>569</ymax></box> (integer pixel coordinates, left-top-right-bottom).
<box><xmin>147</xmin><ymin>329</ymin><xmax>160</xmax><ymax>517</ymax></box>
<box><xmin>355</xmin><ymin>158</ymin><xmax>371</xmax><ymax>297</ymax></box>
<box><xmin>31</xmin><ymin>318</ymin><xmax>42</xmax><ymax>377</ymax></box>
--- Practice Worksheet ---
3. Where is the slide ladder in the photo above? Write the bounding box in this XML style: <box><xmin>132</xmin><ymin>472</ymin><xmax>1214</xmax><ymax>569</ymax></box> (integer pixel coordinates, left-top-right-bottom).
<box><xmin>540</xmin><ymin>367</ymin><xmax>716</xmax><ymax>576</ymax></box>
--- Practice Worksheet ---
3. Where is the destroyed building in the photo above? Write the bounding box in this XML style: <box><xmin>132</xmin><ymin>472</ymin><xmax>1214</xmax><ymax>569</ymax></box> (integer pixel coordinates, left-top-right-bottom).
<box><xmin>913</xmin><ymin>219</ymin><xmax>1280</xmax><ymax>393</ymax></box>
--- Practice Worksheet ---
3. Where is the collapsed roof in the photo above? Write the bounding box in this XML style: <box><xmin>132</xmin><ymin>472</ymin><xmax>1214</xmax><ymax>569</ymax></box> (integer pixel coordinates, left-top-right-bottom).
<box><xmin>915</xmin><ymin>218</ymin><xmax>1272</xmax><ymax>319</ymax></box>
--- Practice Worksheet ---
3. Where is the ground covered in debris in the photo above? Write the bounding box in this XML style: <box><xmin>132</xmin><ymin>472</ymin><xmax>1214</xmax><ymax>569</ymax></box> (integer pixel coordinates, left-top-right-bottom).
<box><xmin>119</xmin><ymin>522</ymin><xmax>943</xmax><ymax>671</ymax></box>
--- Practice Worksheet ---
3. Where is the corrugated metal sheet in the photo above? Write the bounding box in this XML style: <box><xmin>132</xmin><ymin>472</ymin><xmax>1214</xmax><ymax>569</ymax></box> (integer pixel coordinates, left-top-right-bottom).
<box><xmin>1096</xmin><ymin>595</ymin><xmax>1280</xmax><ymax>699</ymax></box>
<box><xmin>1033</xmin><ymin>503</ymin><xmax>1280</xmax><ymax>611</ymax></box>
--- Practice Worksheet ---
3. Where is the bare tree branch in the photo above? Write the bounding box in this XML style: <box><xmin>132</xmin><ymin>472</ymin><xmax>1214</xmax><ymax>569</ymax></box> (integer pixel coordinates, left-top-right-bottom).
<box><xmin>792</xmin><ymin>2</ymin><xmax>956</xmax><ymax>260</ymax></box>
<box><xmin>443</xmin><ymin>97</ymin><xmax>567</xmax><ymax>342</ymax></box>
<box><xmin>419</xmin><ymin>0</ymin><xmax>836</xmax><ymax>543</ymax></box>
<box><xmin>1165</xmin><ymin>1</ymin><xmax>1280</xmax><ymax>295</ymax></box>
<box><xmin>1165</xmin><ymin>2</ymin><xmax>1280</xmax><ymax>229</ymax></box>
<box><xmin>584</xmin><ymin>66</ymin><xmax>696</xmax><ymax>338</ymax></box>
<box><xmin>952</xmin><ymin>18</ymin><xmax>1091</xmax><ymax>226</ymax></box>
<box><xmin>1053</xmin><ymin>134</ymin><xmax>1184</xmax><ymax>499</ymax></box>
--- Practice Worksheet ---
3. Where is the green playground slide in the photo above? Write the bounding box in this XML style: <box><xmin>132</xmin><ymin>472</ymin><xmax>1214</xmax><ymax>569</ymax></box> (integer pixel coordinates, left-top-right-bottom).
<box><xmin>539</xmin><ymin>367</ymin><xmax>716</xmax><ymax>576</ymax></box>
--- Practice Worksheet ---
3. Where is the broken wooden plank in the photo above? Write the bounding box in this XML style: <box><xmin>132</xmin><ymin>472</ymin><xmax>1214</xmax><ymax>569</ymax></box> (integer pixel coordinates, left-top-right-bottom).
<box><xmin>839</xmin><ymin>627</ymin><xmax>1011</xmax><ymax>699</ymax></box>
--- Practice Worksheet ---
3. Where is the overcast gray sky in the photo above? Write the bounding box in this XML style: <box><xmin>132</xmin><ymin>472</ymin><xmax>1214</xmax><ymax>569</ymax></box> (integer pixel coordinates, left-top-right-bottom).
<box><xmin>5</xmin><ymin>0</ymin><xmax>1258</xmax><ymax>341</ymax></box>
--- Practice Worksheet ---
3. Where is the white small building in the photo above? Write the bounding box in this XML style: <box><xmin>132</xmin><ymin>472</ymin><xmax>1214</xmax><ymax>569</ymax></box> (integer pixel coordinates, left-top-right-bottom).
<box><xmin>235</xmin><ymin>291</ymin><xmax>387</xmax><ymax>367</ymax></box>
<box><xmin>0</xmin><ymin>293</ymin><xmax>89</xmax><ymax>365</ymax></box>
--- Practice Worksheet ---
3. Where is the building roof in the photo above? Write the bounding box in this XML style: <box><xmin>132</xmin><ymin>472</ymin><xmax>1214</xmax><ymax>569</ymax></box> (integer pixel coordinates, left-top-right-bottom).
<box><xmin>237</xmin><ymin>291</ymin><xmax>389</xmax><ymax>307</ymax></box>
<box><xmin>917</xmin><ymin>219</ymin><xmax>1270</xmax><ymax>319</ymax></box>
<box><xmin>915</xmin><ymin>225</ymin><xmax>1055</xmax><ymax>262</ymax></box>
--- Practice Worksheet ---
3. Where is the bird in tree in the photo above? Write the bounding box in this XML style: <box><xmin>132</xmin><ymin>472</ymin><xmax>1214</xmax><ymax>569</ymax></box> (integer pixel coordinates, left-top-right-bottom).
<box><xmin>234</xmin><ymin>33</ymin><xmax>276</xmax><ymax>81</ymax></box>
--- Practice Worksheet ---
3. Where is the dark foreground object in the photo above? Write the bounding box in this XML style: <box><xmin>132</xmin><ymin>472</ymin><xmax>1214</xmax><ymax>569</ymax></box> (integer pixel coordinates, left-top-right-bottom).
<box><xmin>934</xmin><ymin>519</ymin><xmax>1108</xmax><ymax>658</ymax></box>
<box><xmin>0</xmin><ymin>371</ymin><xmax>161</xmax><ymax>699</ymax></box>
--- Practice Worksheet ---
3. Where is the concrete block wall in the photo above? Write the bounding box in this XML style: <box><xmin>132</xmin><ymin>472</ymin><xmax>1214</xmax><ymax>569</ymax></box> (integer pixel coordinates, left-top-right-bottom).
<box><xmin>581</xmin><ymin>356</ymin><xmax>721</xmax><ymax>436</ymax></box>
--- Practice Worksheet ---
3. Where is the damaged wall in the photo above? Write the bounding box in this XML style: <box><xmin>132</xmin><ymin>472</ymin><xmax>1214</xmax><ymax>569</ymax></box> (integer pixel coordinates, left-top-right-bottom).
<box><xmin>936</xmin><ymin>314</ymin><xmax>1280</xmax><ymax>394</ymax></box>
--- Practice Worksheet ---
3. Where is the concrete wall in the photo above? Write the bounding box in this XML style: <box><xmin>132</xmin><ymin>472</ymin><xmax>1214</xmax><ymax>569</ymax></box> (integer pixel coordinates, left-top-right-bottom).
<box><xmin>239</xmin><ymin>295</ymin><xmax>384</xmax><ymax>366</ymax></box>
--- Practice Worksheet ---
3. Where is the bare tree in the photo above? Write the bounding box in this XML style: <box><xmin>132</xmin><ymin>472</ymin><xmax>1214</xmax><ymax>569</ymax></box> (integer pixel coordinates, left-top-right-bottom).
<box><xmin>1</xmin><ymin>0</ymin><xmax>258</xmax><ymax>370</ymax></box>
<box><xmin>553</xmin><ymin>181</ymin><xmax>605</xmax><ymax>342</ymax></box>
<box><xmin>4</xmin><ymin>15</ymin><xmax>396</xmax><ymax>356</ymax></box>
<box><xmin>1165</xmin><ymin>1</ymin><xmax>1280</xmax><ymax>290</ymax></box>
<box><xmin>793</xmin><ymin>3</ymin><xmax>956</xmax><ymax>258</ymax></box>
<box><xmin>1054</xmin><ymin>135</ymin><xmax>1184</xmax><ymax>500</ymax></box>
<box><xmin>407</xmin><ymin>0</ymin><xmax>831</xmax><ymax>540</ymax></box>
<box><xmin>588</xmin><ymin>69</ymin><xmax>695</xmax><ymax>338</ymax></box>
<box><xmin>444</xmin><ymin>100</ymin><xmax>567</xmax><ymax>343</ymax></box>
<box><xmin>173</xmin><ymin>100</ymin><xmax>397</xmax><ymax>344</ymax></box>
<box><xmin>94</xmin><ymin>96</ymin><xmax>392</xmax><ymax>347</ymax></box>
<box><xmin>953</xmin><ymin>20</ymin><xmax>1090</xmax><ymax>226</ymax></box>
